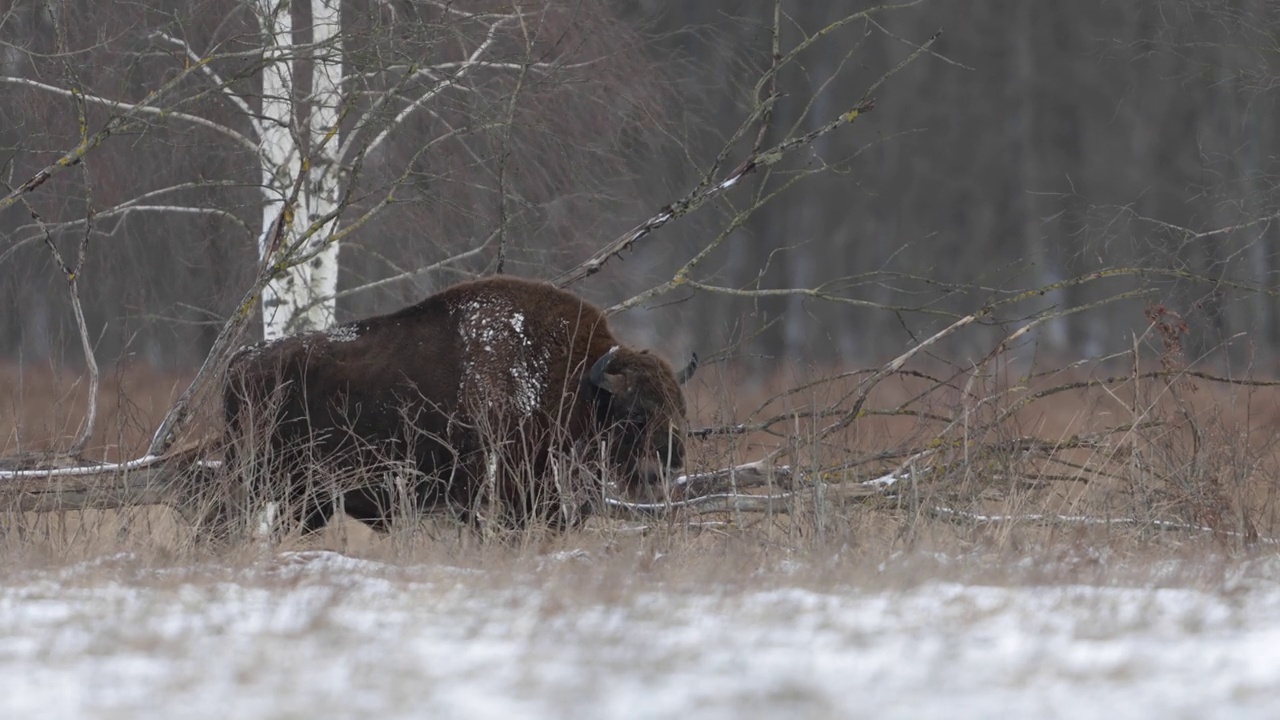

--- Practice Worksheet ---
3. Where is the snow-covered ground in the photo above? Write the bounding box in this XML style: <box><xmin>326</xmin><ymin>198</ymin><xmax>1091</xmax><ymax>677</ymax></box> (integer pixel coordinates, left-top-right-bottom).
<box><xmin>2</xmin><ymin>551</ymin><xmax>1279</xmax><ymax>720</ymax></box>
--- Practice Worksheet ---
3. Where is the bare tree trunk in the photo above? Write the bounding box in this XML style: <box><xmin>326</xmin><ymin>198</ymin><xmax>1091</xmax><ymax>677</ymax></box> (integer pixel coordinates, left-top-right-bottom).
<box><xmin>301</xmin><ymin>0</ymin><xmax>343</xmax><ymax>332</ymax></box>
<box><xmin>1011</xmin><ymin>1</ymin><xmax>1066</xmax><ymax>353</ymax></box>
<box><xmin>255</xmin><ymin>0</ymin><xmax>343</xmax><ymax>340</ymax></box>
<box><xmin>256</xmin><ymin>0</ymin><xmax>304</xmax><ymax>340</ymax></box>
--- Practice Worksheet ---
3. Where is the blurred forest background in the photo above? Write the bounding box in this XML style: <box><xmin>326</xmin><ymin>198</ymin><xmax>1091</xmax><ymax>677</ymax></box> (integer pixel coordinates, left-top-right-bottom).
<box><xmin>3</xmin><ymin>0</ymin><xmax>1279</xmax><ymax>378</ymax></box>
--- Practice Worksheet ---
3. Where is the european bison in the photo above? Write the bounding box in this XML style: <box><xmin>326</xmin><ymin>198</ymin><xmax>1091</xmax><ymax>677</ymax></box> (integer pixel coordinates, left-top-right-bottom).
<box><xmin>220</xmin><ymin>276</ymin><xmax>696</xmax><ymax>536</ymax></box>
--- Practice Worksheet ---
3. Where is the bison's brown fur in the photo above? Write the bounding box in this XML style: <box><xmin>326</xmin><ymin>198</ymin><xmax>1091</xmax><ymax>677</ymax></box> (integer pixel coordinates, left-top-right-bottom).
<box><xmin>221</xmin><ymin>276</ymin><xmax>694</xmax><ymax>536</ymax></box>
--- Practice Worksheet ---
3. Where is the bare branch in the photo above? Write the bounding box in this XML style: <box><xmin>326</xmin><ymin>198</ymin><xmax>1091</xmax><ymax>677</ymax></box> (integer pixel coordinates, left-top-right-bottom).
<box><xmin>926</xmin><ymin>506</ymin><xmax>1279</xmax><ymax>544</ymax></box>
<box><xmin>330</xmin><ymin>231</ymin><xmax>497</xmax><ymax>304</ymax></box>
<box><xmin>0</xmin><ymin>76</ymin><xmax>259</xmax><ymax>154</ymax></box>
<box><xmin>20</xmin><ymin>203</ymin><xmax>99</xmax><ymax>456</ymax></box>
<box><xmin>0</xmin><ymin>48</ymin><xmax>268</xmax><ymax>214</ymax></box>
<box><xmin>603</xmin><ymin>484</ymin><xmax>883</xmax><ymax>519</ymax></box>
<box><xmin>342</xmin><ymin>14</ymin><xmax>517</xmax><ymax>164</ymax></box>
<box><xmin>2</xmin><ymin>183</ymin><xmax>254</xmax><ymax>263</ymax></box>
<box><xmin>149</xmin><ymin>31</ymin><xmax>263</xmax><ymax>138</ymax></box>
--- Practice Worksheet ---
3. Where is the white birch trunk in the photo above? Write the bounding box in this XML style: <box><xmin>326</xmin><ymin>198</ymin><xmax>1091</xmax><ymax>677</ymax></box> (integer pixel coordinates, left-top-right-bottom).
<box><xmin>256</xmin><ymin>0</ymin><xmax>304</xmax><ymax>341</ymax></box>
<box><xmin>254</xmin><ymin>0</ymin><xmax>343</xmax><ymax>341</ymax></box>
<box><xmin>302</xmin><ymin>0</ymin><xmax>343</xmax><ymax>334</ymax></box>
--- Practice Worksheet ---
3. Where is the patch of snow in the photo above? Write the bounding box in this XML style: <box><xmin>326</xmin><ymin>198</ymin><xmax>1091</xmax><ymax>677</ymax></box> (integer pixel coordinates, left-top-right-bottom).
<box><xmin>264</xmin><ymin>551</ymin><xmax>404</xmax><ymax>583</ymax></box>
<box><xmin>3</xmin><ymin>564</ymin><xmax>1280</xmax><ymax>719</ymax></box>
<box><xmin>454</xmin><ymin>295</ymin><xmax>548</xmax><ymax>414</ymax></box>
<box><xmin>326</xmin><ymin>324</ymin><xmax>361</xmax><ymax>343</ymax></box>
<box><xmin>537</xmin><ymin>549</ymin><xmax>594</xmax><ymax>569</ymax></box>
<box><xmin>509</xmin><ymin>360</ymin><xmax>546</xmax><ymax>414</ymax></box>
<box><xmin>863</xmin><ymin>471</ymin><xmax>901</xmax><ymax>489</ymax></box>
<box><xmin>235</xmin><ymin>336</ymin><xmax>285</xmax><ymax>360</ymax></box>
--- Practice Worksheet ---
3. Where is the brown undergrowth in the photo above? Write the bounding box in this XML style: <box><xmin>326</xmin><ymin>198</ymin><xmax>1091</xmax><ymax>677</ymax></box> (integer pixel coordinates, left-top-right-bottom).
<box><xmin>0</xmin><ymin>361</ymin><xmax>202</xmax><ymax>461</ymax></box>
<box><xmin>693</xmin><ymin>356</ymin><xmax>1280</xmax><ymax>554</ymax></box>
<box><xmin>1</xmin><ymin>355</ymin><xmax>1279</xmax><ymax>572</ymax></box>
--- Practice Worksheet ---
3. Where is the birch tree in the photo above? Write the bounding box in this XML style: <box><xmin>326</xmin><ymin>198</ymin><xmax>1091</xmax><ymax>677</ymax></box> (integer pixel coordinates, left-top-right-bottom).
<box><xmin>254</xmin><ymin>0</ymin><xmax>344</xmax><ymax>338</ymax></box>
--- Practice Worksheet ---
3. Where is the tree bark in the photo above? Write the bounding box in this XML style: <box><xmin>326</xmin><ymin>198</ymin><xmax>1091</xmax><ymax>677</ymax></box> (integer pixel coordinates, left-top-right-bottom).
<box><xmin>255</xmin><ymin>0</ymin><xmax>343</xmax><ymax>340</ymax></box>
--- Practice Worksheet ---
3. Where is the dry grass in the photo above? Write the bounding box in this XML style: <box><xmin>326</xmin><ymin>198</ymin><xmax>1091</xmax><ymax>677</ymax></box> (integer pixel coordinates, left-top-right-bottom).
<box><xmin>0</xmin><ymin>361</ymin><xmax>200</xmax><ymax>461</ymax></box>
<box><xmin>2</xmin><ymin>356</ymin><xmax>1280</xmax><ymax>576</ymax></box>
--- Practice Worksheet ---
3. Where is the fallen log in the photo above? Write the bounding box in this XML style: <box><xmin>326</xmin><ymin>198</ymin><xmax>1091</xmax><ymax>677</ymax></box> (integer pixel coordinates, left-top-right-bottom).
<box><xmin>0</xmin><ymin>438</ymin><xmax>216</xmax><ymax>514</ymax></box>
<box><xmin>604</xmin><ymin>461</ymin><xmax>901</xmax><ymax>519</ymax></box>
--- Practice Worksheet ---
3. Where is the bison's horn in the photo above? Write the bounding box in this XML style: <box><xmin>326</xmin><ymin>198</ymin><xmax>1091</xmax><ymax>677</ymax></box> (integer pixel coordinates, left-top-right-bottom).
<box><xmin>676</xmin><ymin>352</ymin><xmax>698</xmax><ymax>385</ymax></box>
<box><xmin>589</xmin><ymin>346</ymin><xmax>621</xmax><ymax>391</ymax></box>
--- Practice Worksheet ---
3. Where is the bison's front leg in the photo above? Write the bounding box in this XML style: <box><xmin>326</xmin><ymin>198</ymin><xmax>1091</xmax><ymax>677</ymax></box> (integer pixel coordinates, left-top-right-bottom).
<box><xmin>248</xmin><ymin>467</ymin><xmax>336</xmax><ymax>541</ymax></box>
<box><xmin>227</xmin><ymin>444</ymin><xmax>342</xmax><ymax>542</ymax></box>
<box><xmin>442</xmin><ymin>448</ymin><xmax>508</xmax><ymax>540</ymax></box>
<box><xmin>463</xmin><ymin>446</ymin><xmax>589</xmax><ymax>538</ymax></box>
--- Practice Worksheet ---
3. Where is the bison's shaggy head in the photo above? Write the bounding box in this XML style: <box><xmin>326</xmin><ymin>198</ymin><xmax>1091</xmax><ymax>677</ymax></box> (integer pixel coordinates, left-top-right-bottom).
<box><xmin>585</xmin><ymin>346</ymin><xmax>697</xmax><ymax>499</ymax></box>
